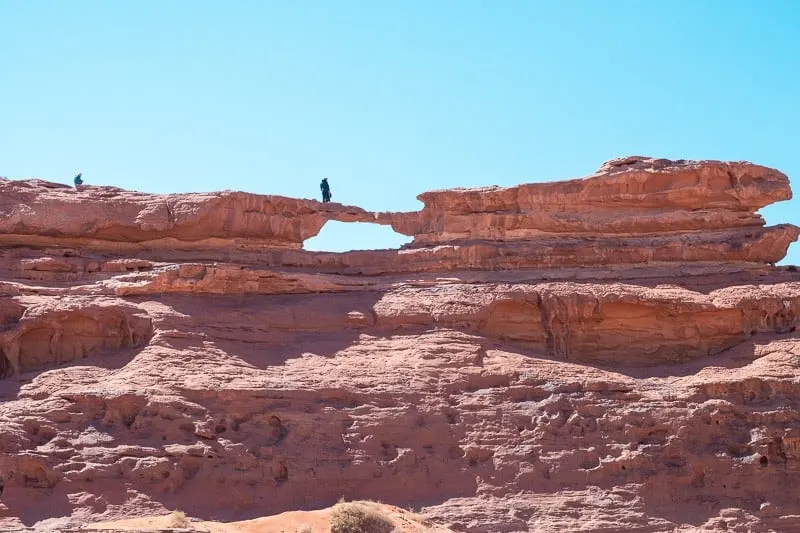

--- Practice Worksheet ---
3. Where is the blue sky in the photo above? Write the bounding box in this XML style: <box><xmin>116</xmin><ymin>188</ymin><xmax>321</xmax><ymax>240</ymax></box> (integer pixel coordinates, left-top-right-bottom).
<box><xmin>2</xmin><ymin>1</ymin><xmax>798</xmax><ymax>262</ymax></box>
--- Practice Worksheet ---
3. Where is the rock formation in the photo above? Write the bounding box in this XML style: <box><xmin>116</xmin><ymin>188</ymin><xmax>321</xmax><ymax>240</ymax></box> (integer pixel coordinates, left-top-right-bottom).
<box><xmin>0</xmin><ymin>156</ymin><xmax>798</xmax><ymax>532</ymax></box>
<box><xmin>386</xmin><ymin>156</ymin><xmax>794</xmax><ymax>246</ymax></box>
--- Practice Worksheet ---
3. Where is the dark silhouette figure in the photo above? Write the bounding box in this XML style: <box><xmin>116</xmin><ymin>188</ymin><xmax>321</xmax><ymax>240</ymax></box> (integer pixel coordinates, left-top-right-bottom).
<box><xmin>320</xmin><ymin>178</ymin><xmax>331</xmax><ymax>203</ymax></box>
<box><xmin>73</xmin><ymin>173</ymin><xmax>83</xmax><ymax>187</ymax></box>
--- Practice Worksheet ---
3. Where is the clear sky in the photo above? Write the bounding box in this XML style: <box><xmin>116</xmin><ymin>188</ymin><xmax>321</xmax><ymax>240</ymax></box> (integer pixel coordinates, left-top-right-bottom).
<box><xmin>2</xmin><ymin>1</ymin><xmax>798</xmax><ymax>262</ymax></box>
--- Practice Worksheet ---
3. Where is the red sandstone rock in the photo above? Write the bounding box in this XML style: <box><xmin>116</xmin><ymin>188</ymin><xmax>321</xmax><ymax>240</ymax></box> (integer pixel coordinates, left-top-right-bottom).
<box><xmin>1</xmin><ymin>157</ymin><xmax>797</xmax><ymax>268</ymax></box>
<box><xmin>0</xmin><ymin>157</ymin><xmax>799</xmax><ymax>533</ymax></box>
<box><xmin>384</xmin><ymin>157</ymin><xmax>793</xmax><ymax>245</ymax></box>
<box><xmin>0</xmin><ymin>179</ymin><xmax>375</xmax><ymax>248</ymax></box>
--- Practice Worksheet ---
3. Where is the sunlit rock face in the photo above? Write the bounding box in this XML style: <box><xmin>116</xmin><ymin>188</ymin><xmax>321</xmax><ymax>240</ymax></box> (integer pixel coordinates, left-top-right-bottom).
<box><xmin>1</xmin><ymin>156</ymin><xmax>799</xmax><ymax>533</ymax></box>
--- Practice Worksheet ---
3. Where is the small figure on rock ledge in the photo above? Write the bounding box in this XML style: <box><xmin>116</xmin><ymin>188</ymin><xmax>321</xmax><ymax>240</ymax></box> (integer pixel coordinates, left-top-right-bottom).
<box><xmin>73</xmin><ymin>173</ymin><xmax>83</xmax><ymax>188</ymax></box>
<box><xmin>320</xmin><ymin>177</ymin><xmax>332</xmax><ymax>203</ymax></box>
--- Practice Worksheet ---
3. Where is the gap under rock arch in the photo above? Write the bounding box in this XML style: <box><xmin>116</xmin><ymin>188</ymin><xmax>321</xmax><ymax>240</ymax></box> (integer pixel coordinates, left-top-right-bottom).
<box><xmin>304</xmin><ymin>221</ymin><xmax>412</xmax><ymax>252</ymax></box>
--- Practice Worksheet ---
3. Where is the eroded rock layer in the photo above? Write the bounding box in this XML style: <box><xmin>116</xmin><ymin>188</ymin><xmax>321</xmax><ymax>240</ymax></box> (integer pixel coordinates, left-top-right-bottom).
<box><xmin>0</xmin><ymin>156</ymin><xmax>799</xmax><ymax>533</ymax></box>
<box><xmin>1</xmin><ymin>157</ymin><xmax>797</xmax><ymax>270</ymax></box>
<box><xmin>0</xmin><ymin>180</ymin><xmax>375</xmax><ymax>249</ymax></box>
<box><xmin>387</xmin><ymin>157</ymin><xmax>793</xmax><ymax>245</ymax></box>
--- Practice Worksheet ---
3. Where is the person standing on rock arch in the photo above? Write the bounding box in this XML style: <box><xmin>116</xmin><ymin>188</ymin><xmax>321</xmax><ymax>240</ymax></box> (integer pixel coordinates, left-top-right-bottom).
<box><xmin>320</xmin><ymin>177</ymin><xmax>331</xmax><ymax>203</ymax></box>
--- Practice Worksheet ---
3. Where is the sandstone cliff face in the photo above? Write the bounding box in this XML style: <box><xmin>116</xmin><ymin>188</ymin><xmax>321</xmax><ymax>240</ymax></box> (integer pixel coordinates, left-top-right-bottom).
<box><xmin>0</xmin><ymin>157</ymin><xmax>799</xmax><ymax>533</ymax></box>
<box><xmin>385</xmin><ymin>157</ymin><xmax>794</xmax><ymax>246</ymax></box>
<box><xmin>1</xmin><ymin>157</ymin><xmax>797</xmax><ymax>267</ymax></box>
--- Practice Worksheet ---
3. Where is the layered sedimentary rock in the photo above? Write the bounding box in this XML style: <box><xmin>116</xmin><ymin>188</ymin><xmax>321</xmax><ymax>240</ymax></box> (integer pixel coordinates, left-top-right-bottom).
<box><xmin>385</xmin><ymin>156</ymin><xmax>793</xmax><ymax>244</ymax></box>
<box><xmin>0</xmin><ymin>179</ymin><xmax>375</xmax><ymax>249</ymax></box>
<box><xmin>1</xmin><ymin>157</ymin><xmax>797</xmax><ymax>269</ymax></box>
<box><xmin>0</xmin><ymin>296</ymin><xmax>153</xmax><ymax>379</ymax></box>
<box><xmin>0</xmin><ymin>156</ymin><xmax>799</xmax><ymax>533</ymax></box>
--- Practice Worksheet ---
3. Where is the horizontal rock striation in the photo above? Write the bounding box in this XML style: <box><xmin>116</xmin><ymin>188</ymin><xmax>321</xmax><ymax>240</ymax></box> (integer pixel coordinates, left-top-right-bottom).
<box><xmin>0</xmin><ymin>296</ymin><xmax>153</xmax><ymax>378</ymax></box>
<box><xmin>1</xmin><ymin>156</ymin><xmax>799</xmax><ymax>533</ymax></box>
<box><xmin>1</xmin><ymin>157</ymin><xmax>797</xmax><ymax>270</ymax></box>
<box><xmin>386</xmin><ymin>157</ymin><xmax>793</xmax><ymax>245</ymax></box>
<box><xmin>0</xmin><ymin>179</ymin><xmax>375</xmax><ymax>248</ymax></box>
<box><xmin>2</xmin><ymin>277</ymin><xmax>800</xmax><ymax>532</ymax></box>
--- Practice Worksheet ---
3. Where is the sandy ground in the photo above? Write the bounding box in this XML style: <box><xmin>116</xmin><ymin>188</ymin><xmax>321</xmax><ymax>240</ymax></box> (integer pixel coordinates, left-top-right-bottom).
<box><xmin>88</xmin><ymin>502</ymin><xmax>454</xmax><ymax>532</ymax></box>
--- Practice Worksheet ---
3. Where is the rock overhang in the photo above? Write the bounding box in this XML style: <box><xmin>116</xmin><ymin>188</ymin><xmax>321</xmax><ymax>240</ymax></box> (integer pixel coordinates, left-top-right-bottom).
<box><xmin>0</xmin><ymin>156</ymin><xmax>796</xmax><ymax>269</ymax></box>
<box><xmin>1</xmin><ymin>156</ymin><xmax>800</xmax><ymax>532</ymax></box>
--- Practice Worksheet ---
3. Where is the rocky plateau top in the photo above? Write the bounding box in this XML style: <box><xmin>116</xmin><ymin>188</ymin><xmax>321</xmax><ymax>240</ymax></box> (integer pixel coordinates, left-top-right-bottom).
<box><xmin>0</xmin><ymin>156</ymin><xmax>799</xmax><ymax>533</ymax></box>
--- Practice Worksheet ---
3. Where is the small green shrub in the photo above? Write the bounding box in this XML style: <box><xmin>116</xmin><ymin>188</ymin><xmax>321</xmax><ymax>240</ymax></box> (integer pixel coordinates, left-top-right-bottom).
<box><xmin>330</xmin><ymin>501</ymin><xmax>395</xmax><ymax>533</ymax></box>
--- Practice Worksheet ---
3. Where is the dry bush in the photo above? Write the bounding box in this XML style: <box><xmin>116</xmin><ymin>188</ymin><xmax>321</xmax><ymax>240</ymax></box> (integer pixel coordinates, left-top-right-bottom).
<box><xmin>167</xmin><ymin>510</ymin><xmax>191</xmax><ymax>528</ymax></box>
<box><xmin>297</xmin><ymin>525</ymin><xmax>313</xmax><ymax>533</ymax></box>
<box><xmin>330</xmin><ymin>501</ymin><xmax>395</xmax><ymax>533</ymax></box>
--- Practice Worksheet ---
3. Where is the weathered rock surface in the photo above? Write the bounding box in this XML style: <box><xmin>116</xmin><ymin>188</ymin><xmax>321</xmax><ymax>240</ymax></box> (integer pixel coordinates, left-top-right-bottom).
<box><xmin>0</xmin><ymin>180</ymin><xmax>375</xmax><ymax>249</ymax></box>
<box><xmin>0</xmin><ymin>156</ymin><xmax>799</xmax><ymax>533</ymax></box>
<box><xmin>384</xmin><ymin>156</ymin><xmax>794</xmax><ymax>246</ymax></box>
<box><xmin>0</xmin><ymin>296</ymin><xmax>152</xmax><ymax>379</ymax></box>
<box><xmin>2</xmin><ymin>157</ymin><xmax>797</xmax><ymax>269</ymax></box>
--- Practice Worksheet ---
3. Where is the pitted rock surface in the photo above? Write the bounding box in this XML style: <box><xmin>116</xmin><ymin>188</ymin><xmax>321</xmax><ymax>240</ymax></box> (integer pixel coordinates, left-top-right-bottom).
<box><xmin>0</xmin><ymin>156</ymin><xmax>799</xmax><ymax>533</ymax></box>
